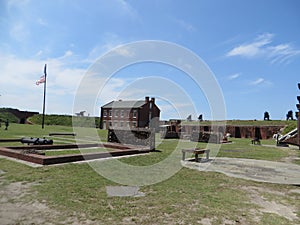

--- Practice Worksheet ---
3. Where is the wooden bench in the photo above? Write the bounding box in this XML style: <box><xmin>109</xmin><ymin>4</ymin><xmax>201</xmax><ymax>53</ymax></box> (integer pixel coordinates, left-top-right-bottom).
<box><xmin>49</xmin><ymin>132</ymin><xmax>76</xmax><ymax>136</ymax></box>
<box><xmin>182</xmin><ymin>148</ymin><xmax>210</xmax><ymax>162</ymax></box>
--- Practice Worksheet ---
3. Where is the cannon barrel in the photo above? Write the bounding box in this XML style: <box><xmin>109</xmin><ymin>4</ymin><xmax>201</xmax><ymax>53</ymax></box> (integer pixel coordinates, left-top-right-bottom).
<box><xmin>21</xmin><ymin>137</ymin><xmax>53</xmax><ymax>145</ymax></box>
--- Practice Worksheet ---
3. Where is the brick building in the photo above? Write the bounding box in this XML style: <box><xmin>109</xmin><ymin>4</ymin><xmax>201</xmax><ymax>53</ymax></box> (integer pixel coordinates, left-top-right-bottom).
<box><xmin>100</xmin><ymin>96</ymin><xmax>160</xmax><ymax>130</ymax></box>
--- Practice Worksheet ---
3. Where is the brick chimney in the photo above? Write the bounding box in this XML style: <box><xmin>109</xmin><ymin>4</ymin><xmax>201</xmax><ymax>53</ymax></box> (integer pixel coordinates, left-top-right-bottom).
<box><xmin>151</xmin><ymin>97</ymin><xmax>155</xmax><ymax>103</ymax></box>
<box><xmin>145</xmin><ymin>96</ymin><xmax>150</xmax><ymax>103</ymax></box>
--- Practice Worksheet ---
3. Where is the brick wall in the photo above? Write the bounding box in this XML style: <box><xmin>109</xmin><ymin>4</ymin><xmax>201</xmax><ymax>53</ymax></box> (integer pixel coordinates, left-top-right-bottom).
<box><xmin>181</xmin><ymin>125</ymin><xmax>283</xmax><ymax>139</ymax></box>
<box><xmin>108</xmin><ymin>128</ymin><xmax>155</xmax><ymax>150</ymax></box>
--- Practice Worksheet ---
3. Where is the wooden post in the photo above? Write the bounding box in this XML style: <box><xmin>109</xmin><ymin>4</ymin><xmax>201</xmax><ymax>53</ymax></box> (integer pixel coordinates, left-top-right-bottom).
<box><xmin>297</xmin><ymin>83</ymin><xmax>300</xmax><ymax>149</ymax></box>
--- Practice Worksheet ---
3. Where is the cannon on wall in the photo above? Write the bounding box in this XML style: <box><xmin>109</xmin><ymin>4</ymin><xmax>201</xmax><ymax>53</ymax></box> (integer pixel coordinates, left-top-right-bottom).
<box><xmin>21</xmin><ymin>137</ymin><xmax>53</xmax><ymax>145</ymax></box>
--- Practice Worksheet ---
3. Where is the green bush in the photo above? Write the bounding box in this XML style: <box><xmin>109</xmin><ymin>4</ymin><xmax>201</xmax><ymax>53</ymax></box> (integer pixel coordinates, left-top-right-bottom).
<box><xmin>28</xmin><ymin>114</ymin><xmax>100</xmax><ymax>128</ymax></box>
<box><xmin>0</xmin><ymin>109</ymin><xmax>19</xmax><ymax>123</ymax></box>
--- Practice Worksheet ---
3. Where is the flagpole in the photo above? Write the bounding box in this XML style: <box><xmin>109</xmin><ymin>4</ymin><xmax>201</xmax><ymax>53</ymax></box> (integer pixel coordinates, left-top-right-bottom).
<box><xmin>42</xmin><ymin>64</ymin><xmax>47</xmax><ymax>129</ymax></box>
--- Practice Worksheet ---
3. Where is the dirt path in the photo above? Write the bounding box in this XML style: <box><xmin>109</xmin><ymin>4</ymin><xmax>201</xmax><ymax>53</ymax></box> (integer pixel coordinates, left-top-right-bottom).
<box><xmin>0</xmin><ymin>177</ymin><xmax>68</xmax><ymax>225</ymax></box>
<box><xmin>183</xmin><ymin>157</ymin><xmax>300</xmax><ymax>223</ymax></box>
<box><xmin>182</xmin><ymin>157</ymin><xmax>300</xmax><ymax>185</ymax></box>
<box><xmin>0</xmin><ymin>175</ymin><xmax>98</xmax><ymax>225</ymax></box>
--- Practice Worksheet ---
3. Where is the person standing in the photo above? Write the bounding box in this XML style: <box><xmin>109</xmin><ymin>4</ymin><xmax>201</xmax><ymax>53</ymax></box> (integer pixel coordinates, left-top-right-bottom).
<box><xmin>5</xmin><ymin>119</ymin><xmax>9</xmax><ymax>130</ymax></box>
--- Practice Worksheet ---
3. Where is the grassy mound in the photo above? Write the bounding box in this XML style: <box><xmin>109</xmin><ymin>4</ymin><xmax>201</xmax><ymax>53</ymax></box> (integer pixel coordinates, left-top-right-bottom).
<box><xmin>28</xmin><ymin>114</ymin><xmax>100</xmax><ymax>127</ymax></box>
<box><xmin>0</xmin><ymin>109</ymin><xmax>19</xmax><ymax>123</ymax></box>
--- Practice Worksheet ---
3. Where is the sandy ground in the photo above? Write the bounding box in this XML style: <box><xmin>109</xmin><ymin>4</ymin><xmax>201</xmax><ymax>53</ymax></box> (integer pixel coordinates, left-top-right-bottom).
<box><xmin>182</xmin><ymin>156</ymin><xmax>300</xmax><ymax>185</ymax></box>
<box><xmin>0</xmin><ymin>178</ymin><xmax>59</xmax><ymax>225</ymax></box>
<box><xmin>0</xmin><ymin>174</ymin><xmax>98</xmax><ymax>225</ymax></box>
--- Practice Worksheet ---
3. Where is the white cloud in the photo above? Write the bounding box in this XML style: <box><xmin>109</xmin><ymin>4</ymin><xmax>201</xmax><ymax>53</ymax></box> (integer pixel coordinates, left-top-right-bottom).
<box><xmin>228</xmin><ymin>73</ymin><xmax>240</xmax><ymax>80</ymax></box>
<box><xmin>37</xmin><ymin>18</ymin><xmax>47</xmax><ymax>26</ymax></box>
<box><xmin>6</xmin><ymin>0</ymin><xmax>31</xmax><ymax>11</ymax></box>
<box><xmin>0</xmin><ymin>54</ymin><xmax>43</xmax><ymax>90</ymax></box>
<box><xmin>5</xmin><ymin>0</ymin><xmax>32</xmax><ymax>43</ymax></box>
<box><xmin>227</xmin><ymin>33</ymin><xmax>273</xmax><ymax>57</ymax></box>
<box><xmin>86</xmin><ymin>33</ymin><xmax>127</xmax><ymax>63</ymax></box>
<box><xmin>251</xmin><ymin>78</ymin><xmax>265</xmax><ymax>85</ymax></box>
<box><xmin>157</xmin><ymin>99</ymin><xmax>200</xmax><ymax>120</ymax></box>
<box><xmin>35</xmin><ymin>50</ymin><xmax>43</xmax><ymax>57</ymax></box>
<box><xmin>0</xmin><ymin>50</ymin><xmax>208</xmax><ymax>118</ymax></box>
<box><xmin>115</xmin><ymin>0</ymin><xmax>138</xmax><ymax>17</ymax></box>
<box><xmin>0</xmin><ymin>52</ymin><xmax>87</xmax><ymax>114</ymax></box>
<box><xmin>112</xmin><ymin>46</ymin><xmax>135</xmax><ymax>57</ymax></box>
<box><xmin>226</xmin><ymin>33</ymin><xmax>300</xmax><ymax>63</ymax></box>
<box><xmin>60</xmin><ymin>50</ymin><xmax>73</xmax><ymax>59</ymax></box>
<box><xmin>249</xmin><ymin>77</ymin><xmax>272</xmax><ymax>87</ymax></box>
<box><xmin>268</xmin><ymin>44</ymin><xmax>300</xmax><ymax>64</ymax></box>
<box><xmin>9</xmin><ymin>21</ymin><xmax>30</xmax><ymax>42</ymax></box>
<box><xmin>73</xmin><ymin>75</ymin><xmax>134</xmax><ymax>116</ymax></box>
<box><xmin>174</xmin><ymin>19</ymin><xmax>196</xmax><ymax>32</ymax></box>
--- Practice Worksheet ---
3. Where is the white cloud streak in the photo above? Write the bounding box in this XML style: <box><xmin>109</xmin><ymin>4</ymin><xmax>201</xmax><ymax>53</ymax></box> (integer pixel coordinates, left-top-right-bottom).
<box><xmin>250</xmin><ymin>78</ymin><xmax>265</xmax><ymax>85</ymax></box>
<box><xmin>115</xmin><ymin>0</ymin><xmax>138</xmax><ymax>18</ymax></box>
<box><xmin>227</xmin><ymin>33</ymin><xmax>300</xmax><ymax>64</ymax></box>
<box><xmin>174</xmin><ymin>18</ymin><xmax>196</xmax><ymax>32</ymax></box>
<box><xmin>228</xmin><ymin>73</ymin><xmax>240</xmax><ymax>80</ymax></box>
<box><xmin>249</xmin><ymin>77</ymin><xmax>272</xmax><ymax>87</ymax></box>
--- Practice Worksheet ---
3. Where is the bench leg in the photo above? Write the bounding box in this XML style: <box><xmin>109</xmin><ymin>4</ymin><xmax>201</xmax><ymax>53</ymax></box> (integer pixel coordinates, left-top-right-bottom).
<box><xmin>182</xmin><ymin>152</ymin><xmax>186</xmax><ymax>161</ymax></box>
<box><xmin>206</xmin><ymin>150</ymin><xmax>210</xmax><ymax>160</ymax></box>
<box><xmin>195</xmin><ymin>153</ymin><xmax>199</xmax><ymax>162</ymax></box>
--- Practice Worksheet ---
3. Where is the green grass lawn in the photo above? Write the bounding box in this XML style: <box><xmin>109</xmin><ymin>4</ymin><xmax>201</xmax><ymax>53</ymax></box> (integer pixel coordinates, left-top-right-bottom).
<box><xmin>0</xmin><ymin>123</ymin><xmax>299</xmax><ymax>224</ymax></box>
<box><xmin>0</xmin><ymin>123</ymin><xmax>108</xmax><ymax>147</ymax></box>
<box><xmin>1</xmin><ymin>149</ymin><xmax>299</xmax><ymax>224</ymax></box>
<box><xmin>0</xmin><ymin>123</ymin><xmax>295</xmax><ymax>162</ymax></box>
<box><xmin>217</xmin><ymin>138</ymin><xmax>290</xmax><ymax>161</ymax></box>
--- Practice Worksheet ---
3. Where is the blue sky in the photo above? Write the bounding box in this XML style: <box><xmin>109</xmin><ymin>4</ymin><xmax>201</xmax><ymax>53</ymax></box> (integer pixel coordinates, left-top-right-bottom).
<box><xmin>0</xmin><ymin>0</ymin><xmax>300</xmax><ymax>120</ymax></box>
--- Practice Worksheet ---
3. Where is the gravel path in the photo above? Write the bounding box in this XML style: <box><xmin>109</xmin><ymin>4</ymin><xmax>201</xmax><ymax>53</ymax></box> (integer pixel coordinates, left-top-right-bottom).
<box><xmin>182</xmin><ymin>157</ymin><xmax>300</xmax><ymax>185</ymax></box>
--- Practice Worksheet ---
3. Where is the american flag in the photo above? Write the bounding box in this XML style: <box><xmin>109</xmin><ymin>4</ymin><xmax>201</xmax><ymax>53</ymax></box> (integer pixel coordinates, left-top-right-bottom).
<box><xmin>36</xmin><ymin>75</ymin><xmax>45</xmax><ymax>85</ymax></box>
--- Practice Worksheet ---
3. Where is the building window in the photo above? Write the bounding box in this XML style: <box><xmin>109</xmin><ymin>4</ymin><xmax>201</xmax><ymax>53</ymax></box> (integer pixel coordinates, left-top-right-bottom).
<box><xmin>123</xmin><ymin>110</ymin><xmax>128</xmax><ymax>118</ymax></box>
<box><xmin>103</xmin><ymin>110</ymin><xmax>107</xmax><ymax>117</ymax></box>
<box><xmin>132</xmin><ymin>121</ymin><xmax>137</xmax><ymax>127</ymax></box>
<box><xmin>109</xmin><ymin>121</ymin><xmax>112</xmax><ymax>127</ymax></box>
<box><xmin>120</xmin><ymin>121</ymin><xmax>123</xmax><ymax>127</ymax></box>
<box><xmin>114</xmin><ymin>110</ymin><xmax>119</xmax><ymax>117</ymax></box>
<box><xmin>133</xmin><ymin>110</ymin><xmax>137</xmax><ymax>118</ymax></box>
<box><xmin>113</xmin><ymin>121</ymin><xmax>118</xmax><ymax>127</ymax></box>
<box><xmin>109</xmin><ymin>110</ymin><xmax>112</xmax><ymax>117</ymax></box>
<box><xmin>120</xmin><ymin>110</ymin><xmax>124</xmax><ymax>117</ymax></box>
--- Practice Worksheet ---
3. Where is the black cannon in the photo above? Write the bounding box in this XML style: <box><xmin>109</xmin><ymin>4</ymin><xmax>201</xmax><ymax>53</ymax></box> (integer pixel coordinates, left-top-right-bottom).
<box><xmin>21</xmin><ymin>137</ymin><xmax>53</xmax><ymax>145</ymax></box>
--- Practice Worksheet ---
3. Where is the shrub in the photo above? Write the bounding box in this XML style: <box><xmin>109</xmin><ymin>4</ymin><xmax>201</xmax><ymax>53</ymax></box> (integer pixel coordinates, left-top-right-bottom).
<box><xmin>28</xmin><ymin>114</ymin><xmax>100</xmax><ymax>127</ymax></box>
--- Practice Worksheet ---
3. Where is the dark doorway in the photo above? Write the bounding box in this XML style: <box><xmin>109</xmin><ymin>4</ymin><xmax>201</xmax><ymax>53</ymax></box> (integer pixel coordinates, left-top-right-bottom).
<box><xmin>255</xmin><ymin>127</ymin><xmax>262</xmax><ymax>139</ymax></box>
<box><xmin>235</xmin><ymin>127</ymin><xmax>241</xmax><ymax>138</ymax></box>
